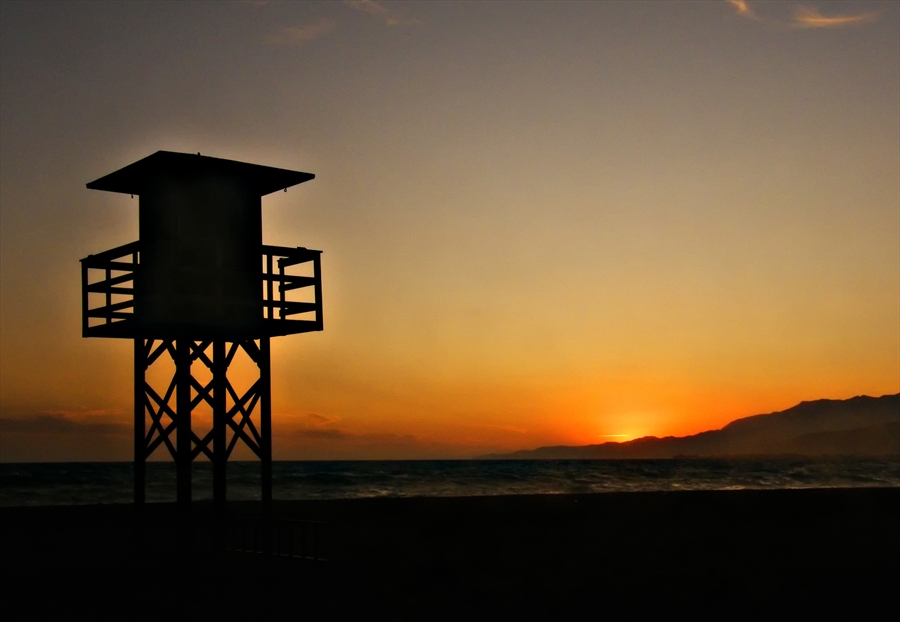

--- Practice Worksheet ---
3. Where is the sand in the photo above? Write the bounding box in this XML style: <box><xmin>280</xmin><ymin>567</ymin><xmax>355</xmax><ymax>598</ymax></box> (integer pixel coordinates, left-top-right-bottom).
<box><xmin>2</xmin><ymin>487</ymin><xmax>898</xmax><ymax>620</ymax></box>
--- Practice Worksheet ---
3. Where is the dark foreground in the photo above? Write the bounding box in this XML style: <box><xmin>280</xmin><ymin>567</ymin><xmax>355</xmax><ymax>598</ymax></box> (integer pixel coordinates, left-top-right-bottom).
<box><xmin>2</xmin><ymin>488</ymin><xmax>898</xmax><ymax>621</ymax></box>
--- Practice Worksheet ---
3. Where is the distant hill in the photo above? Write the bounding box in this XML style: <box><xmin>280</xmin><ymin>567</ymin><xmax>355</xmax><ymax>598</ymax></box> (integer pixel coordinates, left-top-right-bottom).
<box><xmin>478</xmin><ymin>394</ymin><xmax>900</xmax><ymax>459</ymax></box>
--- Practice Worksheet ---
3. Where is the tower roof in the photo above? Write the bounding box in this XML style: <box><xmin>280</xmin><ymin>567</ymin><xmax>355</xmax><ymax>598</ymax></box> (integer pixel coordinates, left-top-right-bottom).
<box><xmin>86</xmin><ymin>151</ymin><xmax>315</xmax><ymax>197</ymax></box>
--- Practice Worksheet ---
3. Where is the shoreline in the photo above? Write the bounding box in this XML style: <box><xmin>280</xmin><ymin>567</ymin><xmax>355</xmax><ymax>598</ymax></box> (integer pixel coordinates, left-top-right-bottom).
<box><xmin>4</xmin><ymin>456</ymin><xmax>898</xmax><ymax>508</ymax></box>
<box><xmin>3</xmin><ymin>481</ymin><xmax>900</xmax><ymax>508</ymax></box>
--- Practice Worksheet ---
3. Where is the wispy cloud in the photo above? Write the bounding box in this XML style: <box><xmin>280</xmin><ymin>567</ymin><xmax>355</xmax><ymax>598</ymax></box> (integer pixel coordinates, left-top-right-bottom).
<box><xmin>287</xmin><ymin>427</ymin><xmax>417</xmax><ymax>445</ymax></box>
<box><xmin>791</xmin><ymin>6</ymin><xmax>878</xmax><ymax>28</ymax></box>
<box><xmin>281</xmin><ymin>412</ymin><xmax>427</xmax><ymax>445</ymax></box>
<box><xmin>296</xmin><ymin>427</ymin><xmax>352</xmax><ymax>440</ymax></box>
<box><xmin>345</xmin><ymin>0</ymin><xmax>387</xmax><ymax>17</ymax></box>
<box><xmin>345</xmin><ymin>0</ymin><xmax>421</xmax><ymax>26</ymax></box>
<box><xmin>479</xmin><ymin>423</ymin><xmax>530</xmax><ymax>434</ymax></box>
<box><xmin>726</xmin><ymin>1</ymin><xmax>879</xmax><ymax>29</ymax></box>
<box><xmin>287</xmin><ymin>412</ymin><xmax>350</xmax><ymax>439</ymax></box>
<box><xmin>305</xmin><ymin>412</ymin><xmax>339</xmax><ymax>426</ymax></box>
<box><xmin>384</xmin><ymin>14</ymin><xmax>421</xmax><ymax>27</ymax></box>
<box><xmin>0</xmin><ymin>411</ymin><xmax>132</xmax><ymax>461</ymax></box>
<box><xmin>727</xmin><ymin>0</ymin><xmax>759</xmax><ymax>21</ymax></box>
<box><xmin>265</xmin><ymin>18</ymin><xmax>336</xmax><ymax>46</ymax></box>
<box><xmin>0</xmin><ymin>411</ymin><xmax>128</xmax><ymax>435</ymax></box>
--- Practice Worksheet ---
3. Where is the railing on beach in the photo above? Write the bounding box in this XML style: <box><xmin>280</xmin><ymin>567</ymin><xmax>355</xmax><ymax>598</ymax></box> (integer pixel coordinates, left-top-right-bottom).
<box><xmin>223</xmin><ymin>516</ymin><xmax>328</xmax><ymax>562</ymax></box>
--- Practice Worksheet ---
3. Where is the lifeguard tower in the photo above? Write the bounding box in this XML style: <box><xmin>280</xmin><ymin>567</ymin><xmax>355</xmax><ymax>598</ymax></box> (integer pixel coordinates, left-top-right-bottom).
<box><xmin>81</xmin><ymin>151</ymin><xmax>322</xmax><ymax>516</ymax></box>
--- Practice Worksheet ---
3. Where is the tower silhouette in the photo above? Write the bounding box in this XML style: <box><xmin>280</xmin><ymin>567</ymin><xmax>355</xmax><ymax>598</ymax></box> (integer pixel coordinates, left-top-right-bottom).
<box><xmin>81</xmin><ymin>151</ymin><xmax>322</xmax><ymax>518</ymax></box>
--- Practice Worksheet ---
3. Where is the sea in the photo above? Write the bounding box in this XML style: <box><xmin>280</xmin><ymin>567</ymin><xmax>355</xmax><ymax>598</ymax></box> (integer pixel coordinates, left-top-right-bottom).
<box><xmin>1</xmin><ymin>458</ymin><xmax>898</xmax><ymax>507</ymax></box>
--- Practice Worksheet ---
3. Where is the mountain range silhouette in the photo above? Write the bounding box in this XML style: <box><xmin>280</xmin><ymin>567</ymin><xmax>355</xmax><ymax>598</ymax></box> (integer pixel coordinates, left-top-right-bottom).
<box><xmin>479</xmin><ymin>394</ymin><xmax>900</xmax><ymax>459</ymax></box>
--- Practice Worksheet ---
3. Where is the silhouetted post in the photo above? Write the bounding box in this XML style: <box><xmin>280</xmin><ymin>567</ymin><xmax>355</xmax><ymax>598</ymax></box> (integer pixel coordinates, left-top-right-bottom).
<box><xmin>260</xmin><ymin>337</ymin><xmax>273</xmax><ymax>510</ymax></box>
<box><xmin>81</xmin><ymin>151</ymin><xmax>322</xmax><ymax>555</ymax></box>
<box><xmin>133</xmin><ymin>338</ymin><xmax>146</xmax><ymax>555</ymax></box>
<box><xmin>176</xmin><ymin>339</ymin><xmax>192</xmax><ymax>509</ymax></box>
<box><xmin>134</xmin><ymin>339</ymin><xmax>146</xmax><ymax>506</ymax></box>
<box><xmin>176</xmin><ymin>339</ymin><xmax>193</xmax><ymax>556</ymax></box>
<box><xmin>260</xmin><ymin>336</ymin><xmax>273</xmax><ymax>551</ymax></box>
<box><xmin>213</xmin><ymin>340</ymin><xmax>227</xmax><ymax>513</ymax></box>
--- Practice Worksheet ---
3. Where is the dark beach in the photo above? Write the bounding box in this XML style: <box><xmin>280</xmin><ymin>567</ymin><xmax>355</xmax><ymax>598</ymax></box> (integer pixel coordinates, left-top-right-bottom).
<box><xmin>2</xmin><ymin>487</ymin><xmax>898</xmax><ymax>621</ymax></box>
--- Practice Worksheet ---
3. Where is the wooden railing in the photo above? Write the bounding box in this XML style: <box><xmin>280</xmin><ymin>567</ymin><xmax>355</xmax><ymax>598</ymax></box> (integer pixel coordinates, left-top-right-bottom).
<box><xmin>80</xmin><ymin>242</ymin><xmax>323</xmax><ymax>339</ymax></box>
<box><xmin>261</xmin><ymin>245</ymin><xmax>323</xmax><ymax>336</ymax></box>
<box><xmin>80</xmin><ymin>241</ymin><xmax>140</xmax><ymax>338</ymax></box>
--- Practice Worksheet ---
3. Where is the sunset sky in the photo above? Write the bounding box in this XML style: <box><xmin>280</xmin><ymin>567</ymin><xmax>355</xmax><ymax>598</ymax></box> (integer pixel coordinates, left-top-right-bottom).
<box><xmin>1</xmin><ymin>1</ymin><xmax>898</xmax><ymax>461</ymax></box>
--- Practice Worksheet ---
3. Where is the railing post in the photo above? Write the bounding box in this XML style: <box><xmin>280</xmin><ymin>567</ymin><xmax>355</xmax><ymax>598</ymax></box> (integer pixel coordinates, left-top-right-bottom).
<box><xmin>105</xmin><ymin>267</ymin><xmax>112</xmax><ymax>325</ymax></box>
<box><xmin>266</xmin><ymin>252</ymin><xmax>274</xmax><ymax>320</ymax></box>
<box><xmin>81</xmin><ymin>261</ymin><xmax>89</xmax><ymax>337</ymax></box>
<box><xmin>278</xmin><ymin>258</ymin><xmax>285</xmax><ymax>321</ymax></box>
<box><xmin>132</xmin><ymin>249</ymin><xmax>139</xmax><ymax>322</ymax></box>
<box><xmin>313</xmin><ymin>253</ymin><xmax>323</xmax><ymax>331</ymax></box>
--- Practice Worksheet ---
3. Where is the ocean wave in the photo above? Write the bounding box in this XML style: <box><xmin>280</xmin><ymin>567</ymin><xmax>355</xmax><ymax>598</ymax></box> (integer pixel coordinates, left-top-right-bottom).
<box><xmin>1</xmin><ymin>458</ymin><xmax>898</xmax><ymax>506</ymax></box>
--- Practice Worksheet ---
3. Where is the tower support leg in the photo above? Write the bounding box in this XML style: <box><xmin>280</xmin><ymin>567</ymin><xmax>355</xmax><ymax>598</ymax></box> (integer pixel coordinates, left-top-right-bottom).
<box><xmin>175</xmin><ymin>339</ymin><xmax>192</xmax><ymax>554</ymax></box>
<box><xmin>213</xmin><ymin>340</ymin><xmax>227</xmax><ymax>511</ymax></box>
<box><xmin>260</xmin><ymin>337</ymin><xmax>273</xmax><ymax>526</ymax></box>
<box><xmin>135</xmin><ymin>337</ymin><xmax>278</xmax><ymax>554</ymax></box>
<box><xmin>176</xmin><ymin>339</ymin><xmax>193</xmax><ymax>507</ymax></box>
<box><xmin>134</xmin><ymin>338</ymin><xmax>146</xmax><ymax>506</ymax></box>
<box><xmin>133</xmin><ymin>338</ymin><xmax>146</xmax><ymax>555</ymax></box>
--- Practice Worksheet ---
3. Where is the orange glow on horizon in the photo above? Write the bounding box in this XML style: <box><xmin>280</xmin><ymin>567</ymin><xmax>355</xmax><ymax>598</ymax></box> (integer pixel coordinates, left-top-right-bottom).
<box><xmin>1</xmin><ymin>2</ymin><xmax>897</xmax><ymax>462</ymax></box>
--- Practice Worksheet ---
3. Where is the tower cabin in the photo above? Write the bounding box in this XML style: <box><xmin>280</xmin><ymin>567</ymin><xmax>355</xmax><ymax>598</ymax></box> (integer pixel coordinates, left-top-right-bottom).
<box><xmin>82</xmin><ymin>151</ymin><xmax>322</xmax><ymax>340</ymax></box>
